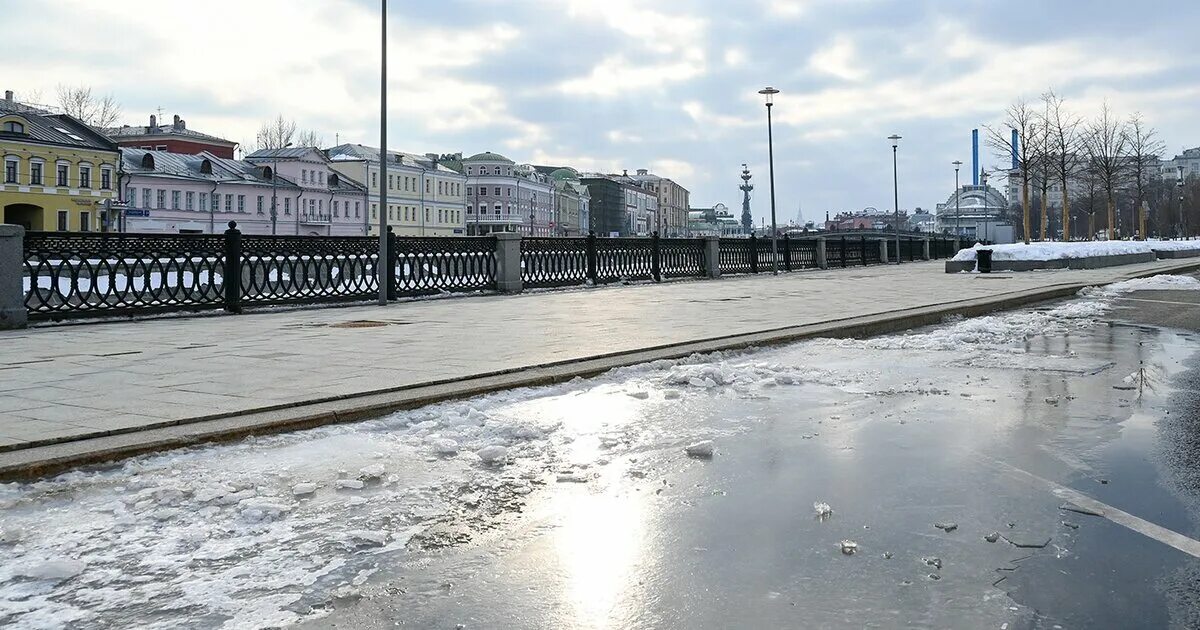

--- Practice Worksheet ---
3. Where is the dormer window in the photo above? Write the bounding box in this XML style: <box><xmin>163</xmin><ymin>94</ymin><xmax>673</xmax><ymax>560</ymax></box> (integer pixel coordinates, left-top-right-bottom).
<box><xmin>2</xmin><ymin>121</ymin><xmax>24</xmax><ymax>133</ymax></box>
<box><xmin>329</xmin><ymin>173</ymin><xmax>339</xmax><ymax>186</ymax></box>
<box><xmin>141</xmin><ymin>153</ymin><xmax>155</xmax><ymax>169</ymax></box>
<box><xmin>199</xmin><ymin>158</ymin><xmax>212</xmax><ymax>175</ymax></box>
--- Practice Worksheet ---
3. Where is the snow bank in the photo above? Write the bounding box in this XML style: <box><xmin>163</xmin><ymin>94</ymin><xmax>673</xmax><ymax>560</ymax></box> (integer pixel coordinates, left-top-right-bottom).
<box><xmin>952</xmin><ymin>239</ymin><xmax>1200</xmax><ymax>262</ymax></box>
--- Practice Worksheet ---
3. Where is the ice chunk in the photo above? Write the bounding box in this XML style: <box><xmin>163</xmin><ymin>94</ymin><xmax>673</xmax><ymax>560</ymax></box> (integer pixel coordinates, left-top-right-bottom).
<box><xmin>684</xmin><ymin>440</ymin><xmax>715</xmax><ymax>458</ymax></box>
<box><xmin>934</xmin><ymin>522</ymin><xmax>958</xmax><ymax>533</ymax></box>
<box><xmin>627</xmin><ymin>390</ymin><xmax>650</xmax><ymax>400</ymax></box>
<box><xmin>663</xmin><ymin>389</ymin><xmax>682</xmax><ymax>400</ymax></box>
<box><xmin>18</xmin><ymin>559</ymin><xmax>87</xmax><ymax>580</ymax></box>
<box><xmin>839</xmin><ymin>540</ymin><xmax>858</xmax><ymax>555</ymax></box>
<box><xmin>345</xmin><ymin>530</ymin><xmax>387</xmax><ymax>547</ymax></box>
<box><xmin>431</xmin><ymin>438</ymin><xmax>459</xmax><ymax>455</ymax></box>
<box><xmin>985</xmin><ymin>532</ymin><xmax>1000</xmax><ymax>543</ymax></box>
<box><xmin>813</xmin><ymin>502</ymin><xmax>833</xmax><ymax>519</ymax></box>
<box><xmin>336</xmin><ymin>479</ymin><xmax>365</xmax><ymax>490</ymax></box>
<box><xmin>476</xmin><ymin>445</ymin><xmax>508</xmax><ymax>464</ymax></box>
<box><xmin>359</xmin><ymin>464</ymin><xmax>386</xmax><ymax>480</ymax></box>
<box><xmin>556</xmin><ymin>472</ymin><xmax>590</xmax><ymax>483</ymax></box>
<box><xmin>291</xmin><ymin>482</ymin><xmax>317</xmax><ymax>496</ymax></box>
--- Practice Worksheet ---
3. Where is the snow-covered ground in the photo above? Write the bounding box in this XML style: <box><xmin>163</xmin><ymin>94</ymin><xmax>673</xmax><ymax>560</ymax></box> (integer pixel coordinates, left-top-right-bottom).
<box><xmin>1</xmin><ymin>274</ymin><xmax>1197</xmax><ymax>629</ymax></box>
<box><xmin>952</xmin><ymin>239</ymin><xmax>1200</xmax><ymax>262</ymax></box>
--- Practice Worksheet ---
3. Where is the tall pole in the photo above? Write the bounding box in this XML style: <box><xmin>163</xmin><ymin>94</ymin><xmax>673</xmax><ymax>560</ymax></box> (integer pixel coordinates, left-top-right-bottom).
<box><xmin>953</xmin><ymin>160</ymin><xmax>962</xmax><ymax>237</ymax></box>
<box><xmin>376</xmin><ymin>0</ymin><xmax>388</xmax><ymax>305</ymax></box>
<box><xmin>759</xmin><ymin>87</ymin><xmax>780</xmax><ymax>274</ymax></box>
<box><xmin>889</xmin><ymin>135</ymin><xmax>901</xmax><ymax>263</ymax></box>
<box><xmin>271</xmin><ymin>154</ymin><xmax>278</xmax><ymax>235</ymax></box>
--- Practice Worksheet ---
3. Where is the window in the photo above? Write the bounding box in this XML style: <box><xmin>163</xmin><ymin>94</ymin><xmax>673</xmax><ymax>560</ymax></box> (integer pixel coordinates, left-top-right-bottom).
<box><xmin>57</xmin><ymin>163</ymin><xmax>68</xmax><ymax>187</ymax></box>
<box><xmin>371</xmin><ymin>203</ymin><xmax>377</xmax><ymax>219</ymax></box>
<box><xmin>155</xmin><ymin>145</ymin><xmax>167</xmax><ymax>151</ymax></box>
<box><xmin>2</xmin><ymin>121</ymin><xmax>24</xmax><ymax>133</ymax></box>
<box><xmin>438</xmin><ymin>181</ymin><xmax>444</xmax><ymax>195</ymax></box>
<box><xmin>494</xmin><ymin>204</ymin><xmax>501</xmax><ymax>214</ymax></box>
<box><xmin>318</xmin><ymin>199</ymin><xmax>323</xmax><ymax>212</ymax></box>
<box><xmin>80</xmin><ymin>211</ymin><xmax>91</xmax><ymax>232</ymax></box>
<box><xmin>143</xmin><ymin>189</ymin><xmax>151</xmax><ymax>208</ymax></box>
<box><xmin>468</xmin><ymin>205</ymin><xmax>474</xmax><ymax>214</ymax></box>
<box><xmin>388</xmin><ymin>206</ymin><xmax>394</xmax><ymax>220</ymax></box>
<box><xmin>127</xmin><ymin>186</ymin><xmax>136</xmax><ymax>204</ymax></box>
<box><xmin>388</xmin><ymin>175</ymin><xmax>393</xmax><ymax>190</ymax></box>
<box><xmin>467</xmin><ymin>186</ymin><xmax>473</xmax><ymax>196</ymax></box>
<box><xmin>30</xmin><ymin>161</ymin><xmax>42</xmax><ymax>185</ymax></box>
<box><xmin>3</xmin><ymin>158</ymin><xmax>15</xmax><ymax>183</ymax></box>
<box><xmin>57</xmin><ymin>210</ymin><xmax>68</xmax><ymax>231</ymax></box>
<box><xmin>425</xmin><ymin>179</ymin><xmax>430</xmax><ymax>194</ymax></box>
<box><xmin>309</xmin><ymin>199</ymin><xmax>315</xmax><ymax>213</ymax></box>
<box><xmin>284</xmin><ymin>197</ymin><xmax>291</xmax><ymax>215</ymax></box>
<box><xmin>355</xmin><ymin>202</ymin><xmax>361</xmax><ymax>218</ymax></box>
<box><xmin>157</xmin><ymin>189</ymin><xmax>165</xmax><ymax>209</ymax></box>
<box><xmin>79</xmin><ymin>166</ymin><xmax>91</xmax><ymax>188</ymax></box>
<box><xmin>333</xmin><ymin>201</ymin><xmax>339</xmax><ymax>217</ymax></box>
<box><xmin>225</xmin><ymin>194</ymin><xmax>232</xmax><ymax>212</ymax></box>
<box><xmin>186</xmin><ymin>191</ymin><xmax>195</xmax><ymax>210</ymax></box>
<box><xmin>438</xmin><ymin>209</ymin><xmax>444</xmax><ymax>223</ymax></box>
<box><xmin>237</xmin><ymin>195</ymin><xmax>245</xmax><ymax>213</ymax></box>
<box><xmin>257</xmin><ymin>196</ymin><xmax>264</xmax><ymax>214</ymax></box>
<box><xmin>101</xmin><ymin>168</ymin><xmax>111</xmax><ymax>190</ymax></box>
<box><xmin>200</xmin><ymin>192</ymin><xmax>207</xmax><ymax>211</ymax></box>
<box><xmin>302</xmin><ymin>170</ymin><xmax>309</xmax><ymax>183</ymax></box>
<box><xmin>372</xmin><ymin>172</ymin><xmax>377</xmax><ymax>187</ymax></box>
<box><xmin>319</xmin><ymin>172</ymin><xmax>325</xmax><ymax>186</ymax></box>
<box><xmin>494</xmin><ymin>167</ymin><xmax>501</xmax><ymax>175</ymax></box>
<box><xmin>210</xmin><ymin>192</ymin><xmax>219</xmax><ymax>212</ymax></box>
<box><xmin>507</xmin><ymin>187</ymin><xmax>512</xmax><ymax>197</ymax></box>
<box><xmin>494</xmin><ymin>187</ymin><xmax>501</xmax><ymax>196</ymax></box>
<box><xmin>171</xmin><ymin>190</ymin><xmax>181</xmax><ymax>210</ymax></box>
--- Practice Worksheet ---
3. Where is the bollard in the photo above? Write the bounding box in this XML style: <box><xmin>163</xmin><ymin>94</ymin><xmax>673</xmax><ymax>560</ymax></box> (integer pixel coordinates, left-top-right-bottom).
<box><xmin>704</xmin><ymin>236</ymin><xmax>721</xmax><ymax>278</ymax></box>
<box><xmin>494</xmin><ymin>232</ymin><xmax>523</xmax><ymax>292</ymax></box>
<box><xmin>815</xmin><ymin>237</ymin><xmax>827</xmax><ymax>269</ymax></box>
<box><xmin>879</xmin><ymin>239</ymin><xmax>889</xmax><ymax>264</ymax></box>
<box><xmin>749</xmin><ymin>234</ymin><xmax>759</xmax><ymax>273</ymax></box>
<box><xmin>922</xmin><ymin>237</ymin><xmax>931</xmax><ymax>261</ymax></box>
<box><xmin>0</xmin><ymin>224</ymin><xmax>27</xmax><ymax>329</ymax></box>
<box><xmin>222</xmin><ymin>221</ymin><xmax>243</xmax><ymax>313</ymax></box>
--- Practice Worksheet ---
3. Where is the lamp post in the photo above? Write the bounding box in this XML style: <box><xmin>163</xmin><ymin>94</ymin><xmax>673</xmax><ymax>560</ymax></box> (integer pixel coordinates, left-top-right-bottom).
<box><xmin>377</xmin><ymin>0</ymin><xmax>388</xmax><ymax>305</ymax></box>
<box><xmin>1180</xmin><ymin>165</ymin><xmax>1187</xmax><ymax>238</ymax></box>
<box><xmin>952</xmin><ymin>160</ymin><xmax>962</xmax><ymax>237</ymax></box>
<box><xmin>888</xmin><ymin>134</ymin><xmax>901</xmax><ymax>262</ymax></box>
<box><xmin>270</xmin><ymin>141</ymin><xmax>293</xmax><ymax>235</ymax></box>
<box><xmin>758</xmin><ymin>87</ymin><xmax>780</xmax><ymax>274</ymax></box>
<box><xmin>980</xmin><ymin>168</ymin><xmax>990</xmax><ymax>243</ymax></box>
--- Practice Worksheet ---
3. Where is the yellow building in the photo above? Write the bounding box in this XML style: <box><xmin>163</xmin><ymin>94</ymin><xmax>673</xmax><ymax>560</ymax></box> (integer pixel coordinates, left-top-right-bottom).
<box><xmin>1</xmin><ymin>93</ymin><xmax>120</xmax><ymax>231</ymax></box>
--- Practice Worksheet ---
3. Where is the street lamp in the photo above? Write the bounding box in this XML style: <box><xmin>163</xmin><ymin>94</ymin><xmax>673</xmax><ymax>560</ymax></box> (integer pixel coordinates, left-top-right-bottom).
<box><xmin>952</xmin><ymin>160</ymin><xmax>963</xmax><ymax>237</ymax></box>
<box><xmin>1179</xmin><ymin>164</ymin><xmax>1187</xmax><ymax>238</ymax></box>
<box><xmin>980</xmin><ymin>168</ymin><xmax>990</xmax><ymax>243</ymax></box>
<box><xmin>888</xmin><ymin>134</ymin><xmax>901</xmax><ymax>263</ymax></box>
<box><xmin>270</xmin><ymin>142</ymin><xmax>293</xmax><ymax>235</ymax></box>
<box><xmin>377</xmin><ymin>0</ymin><xmax>388</xmax><ymax>305</ymax></box>
<box><xmin>758</xmin><ymin>86</ymin><xmax>780</xmax><ymax>275</ymax></box>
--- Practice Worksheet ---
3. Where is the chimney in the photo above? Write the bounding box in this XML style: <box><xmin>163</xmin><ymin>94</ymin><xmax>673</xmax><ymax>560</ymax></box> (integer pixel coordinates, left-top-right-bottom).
<box><xmin>3</xmin><ymin>90</ymin><xmax>12</xmax><ymax>104</ymax></box>
<box><xmin>636</xmin><ymin>169</ymin><xmax>648</xmax><ymax>176</ymax></box>
<box><xmin>149</xmin><ymin>114</ymin><xmax>157</xmax><ymax>131</ymax></box>
<box><xmin>173</xmin><ymin>114</ymin><xmax>185</xmax><ymax>130</ymax></box>
<box><xmin>622</xmin><ymin>169</ymin><xmax>628</xmax><ymax>177</ymax></box>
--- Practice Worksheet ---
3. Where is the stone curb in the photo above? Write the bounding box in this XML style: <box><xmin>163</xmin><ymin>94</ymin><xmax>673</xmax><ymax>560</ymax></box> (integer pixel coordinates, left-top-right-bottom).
<box><xmin>3</xmin><ymin>259</ymin><xmax>1199</xmax><ymax>481</ymax></box>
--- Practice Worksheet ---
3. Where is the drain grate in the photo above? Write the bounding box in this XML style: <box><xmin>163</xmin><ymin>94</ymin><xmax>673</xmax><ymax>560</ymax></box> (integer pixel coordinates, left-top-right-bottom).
<box><xmin>329</xmin><ymin>320</ymin><xmax>389</xmax><ymax>329</ymax></box>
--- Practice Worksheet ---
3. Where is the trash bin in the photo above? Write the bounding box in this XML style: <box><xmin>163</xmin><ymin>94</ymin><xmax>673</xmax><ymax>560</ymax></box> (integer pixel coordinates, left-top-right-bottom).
<box><xmin>977</xmin><ymin>248</ymin><xmax>993</xmax><ymax>273</ymax></box>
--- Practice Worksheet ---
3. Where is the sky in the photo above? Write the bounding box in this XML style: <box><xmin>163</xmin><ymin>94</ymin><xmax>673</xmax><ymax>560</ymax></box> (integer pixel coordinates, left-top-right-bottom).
<box><xmin>3</xmin><ymin>0</ymin><xmax>1199</xmax><ymax>225</ymax></box>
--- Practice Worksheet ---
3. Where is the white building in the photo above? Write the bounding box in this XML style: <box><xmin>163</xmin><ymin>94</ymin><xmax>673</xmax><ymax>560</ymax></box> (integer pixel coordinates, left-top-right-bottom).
<box><xmin>459</xmin><ymin>151</ymin><xmax>555</xmax><ymax>236</ymax></box>
<box><xmin>627</xmin><ymin>168</ymin><xmax>690</xmax><ymax>237</ymax></box>
<box><xmin>935</xmin><ymin>183</ymin><xmax>1016</xmax><ymax>243</ymax></box>
<box><xmin>325</xmin><ymin>144</ymin><xmax>466</xmax><ymax>237</ymax></box>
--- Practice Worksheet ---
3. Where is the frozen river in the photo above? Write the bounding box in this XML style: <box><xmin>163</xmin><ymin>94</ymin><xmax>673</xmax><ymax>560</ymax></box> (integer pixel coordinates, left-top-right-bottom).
<box><xmin>3</xmin><ymin>275</ymin><xmax>1200</xmax><ymax>629</ymax></box>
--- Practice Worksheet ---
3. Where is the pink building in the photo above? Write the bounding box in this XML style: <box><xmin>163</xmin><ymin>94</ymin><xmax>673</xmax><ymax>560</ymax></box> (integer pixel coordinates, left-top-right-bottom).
<box><xmin>119</xmin><ymin>148</ymin><xmax>367</xmax><ymax>236</ymax></box>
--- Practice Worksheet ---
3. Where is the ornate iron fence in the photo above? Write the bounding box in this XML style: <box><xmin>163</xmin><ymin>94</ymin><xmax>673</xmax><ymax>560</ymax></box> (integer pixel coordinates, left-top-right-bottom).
<box><xmin>659</xmin><ymin>237</ymin><xmax>706</xmax><ymax>279</ymax></box>
<box><xmin>238</xmin><ymin>234</ymin><xmax>379</xmax><ymax>306</ymax></box>
<box><xmin>521</xmin><ymin>237</ymin><xmax>589</xmax><ymax>288</ymax></box>
<box><xmin>718</xmin><ymin>238</ymin><xmax>755</xmax><ymax>274</ymax></box>
<box><xmin>392</xmin><ymin>234</ymin><xmax>496</xmax><ymax>296</ymax></box>
<box><xmin>23</xmin><ymin>232</ymin><xmax>227</xmax><ymax>320</ymax></box>
<box><xmin>595</xmin><ymin>237</ymin><xmax>655</xmax><ymax>282</ymax></box>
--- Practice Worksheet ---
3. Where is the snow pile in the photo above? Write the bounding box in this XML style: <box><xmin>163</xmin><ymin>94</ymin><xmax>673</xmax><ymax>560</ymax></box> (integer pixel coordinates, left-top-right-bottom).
<box><xmin>1083</xmin><ymin>273</ymin><xmax>1200</xmax><ymax>296</ymax></box>
<box><xmin>951</xmin><ymin>239</ymin><xmax>1200</xmax><ymax>262</ymax></box>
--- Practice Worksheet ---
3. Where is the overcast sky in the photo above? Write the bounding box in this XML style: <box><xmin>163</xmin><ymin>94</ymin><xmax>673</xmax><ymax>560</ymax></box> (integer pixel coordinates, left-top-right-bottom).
<box><xmin>4</xmin><ymin>0</ymin><xmax>1198</xmax><ymax>224</ymax></box>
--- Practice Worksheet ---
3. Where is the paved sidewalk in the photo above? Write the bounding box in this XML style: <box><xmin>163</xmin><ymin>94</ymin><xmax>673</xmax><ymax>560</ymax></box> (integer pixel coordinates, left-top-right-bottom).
<box><xmin>2</xmin><ymin>259</ymin><xmax>1198</xmax><ymax>455</ymax></box>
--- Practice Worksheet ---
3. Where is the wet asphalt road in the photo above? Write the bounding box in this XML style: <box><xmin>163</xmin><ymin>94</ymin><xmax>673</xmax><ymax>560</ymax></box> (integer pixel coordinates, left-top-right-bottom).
<box><xmin>297</xmin><ymin>274</ymin><xmax>1200</xmax><ymax>630</ymax></box>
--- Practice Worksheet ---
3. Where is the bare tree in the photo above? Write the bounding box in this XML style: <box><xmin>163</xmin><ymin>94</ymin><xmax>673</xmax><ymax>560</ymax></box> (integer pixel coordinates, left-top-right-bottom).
<box><xmin>1042</xmin><ymin>90</ymin><xmax>1083</xmax><ymax>241</ymax></box>
<box><xmin>296</xmin><ymin>128</ymin><xmax>324</xmax><ymax>149</ymax></box>
<box><xmin>56</xmin><ymin>84</ymin><xmax>123</xmax><ymax>128</ymax></box>
<box><xmin>1079</xmin><ymin>101</ymin><xmax>1128</xmax><ymax>240</ymax></box>
<box><xmin>254</xmin><ymin>114</ymin><xmax>298</xmax><ymax>151</ymax></box>
<box><xmin>988</xmin><ymin>98</ymin><xmax>1038</xmax><ymax>244</ymax></box>
<box><xmin>1030</xmin><ymin>104</ymin><xmax>1053</xmax><ymax>241</ymax></box>
<box><xmin>1123</xmin><ymin>112</ymin><xmax>1165</xmax><ymax>239</ymax></box>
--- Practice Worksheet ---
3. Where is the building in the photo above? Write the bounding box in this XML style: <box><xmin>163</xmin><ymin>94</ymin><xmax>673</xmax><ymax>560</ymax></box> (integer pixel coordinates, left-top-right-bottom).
<box><xmin>241</xmin><ymin>147</ymin><xmax>369</xmax><ymax>236</ymax></box>
<box><xmin>1</xmin><ymin>90</ymin><xmax>120</xmax><ymax>231</ymax></box>
<box><xmin>824</xmin><ymin>207</ymin><xmax>904</xmax><ymax>231</ymax></box>
<box><xmin>533</xmin><ymin>165</ymin><xmax>592</xmax><ymax>236</ymax></box>
<box><xmin>120</xmin><ymin>148</ymin><xmax>366</xmax><ymax>235</ymax></box>
<box><xmin>907</xmin><ymin>208</ymin><xmax>936</xmax><ymax>232</ymax></box>
<box><xmin>326</xmin><ymin>144</ymin><xmax>466</xmax><ymax>237</ymax></box>
<box><xmin>627</xmin><ymin>168</ymin><xmax>690</xmax><ymax>237</ymax></box>
<box><xmin>457</xmin><ymin>151</ymin><xmax>554</xmax><ymax>236</ymax></box>
<box><xmin>579</xmin><ymin>173</ymin><xmax>657</xmax><ymax>236</ymax></box>
<box><xmin>1162</xmin><ymin>147</ymin><xmax>1200</xmax><ymax>182</ymax></box>
<box><xmin>934</xmin><ymin>183</ymin><xmax>1016</xmax><ymax>243</ymax></box>
<box><xmin>687</xmin><ymin>203</ymin><xmax>743</xmax><ymax>237</ymax></box>
<box><xmin>102</xmin><ymin>114</ymin><xmax>238</xmax><ymax>158</ymax></box>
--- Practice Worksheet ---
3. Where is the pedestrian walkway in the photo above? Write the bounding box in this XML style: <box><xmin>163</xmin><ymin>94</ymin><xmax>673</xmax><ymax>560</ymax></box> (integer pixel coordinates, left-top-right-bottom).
<box><xmin>2</xmin><ymin>259</ymin><xmax>1199</xmax><ymax>473</ymax></box>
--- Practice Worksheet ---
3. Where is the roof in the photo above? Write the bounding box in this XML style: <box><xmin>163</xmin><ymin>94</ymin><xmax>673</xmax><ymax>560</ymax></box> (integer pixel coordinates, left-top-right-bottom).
<box><xmin>246</xmin><ymin>147</ymin><xmax>318</xmax><ymax>160</ymax></box>
<box><xmin>102</xmin><ymin>122</ymin><xmax>236</xmax><ymax>146</ymax></box>
<box><xmin>463</xmin><ymin>151</ymin><xmax>514</xmax><ymax>164</ymax></box>
<box><xmin>121</xmin><ymin>147</ymin><xmax>299</xmax><ymax>188</ymax></box>
<box><xmin>549</xmin><ymin>167</ymin><xmax>581</xmax><ymax>181</ymax></box>
<box><xmin>324</xmin><ymin>143</ymin><xmax>460</xmax><ymax>174</ymax></box>
<box><xmin>0</xmin><ymin>103</ymin><xmax>119</xmax><ymax>153</ymax></box>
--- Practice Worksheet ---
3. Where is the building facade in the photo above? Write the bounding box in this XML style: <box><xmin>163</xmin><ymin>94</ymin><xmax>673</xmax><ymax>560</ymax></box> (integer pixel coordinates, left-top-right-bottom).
<box><xmin>120</xmin><ymin>148</ymin><xmax>366</xmax><ymax>236</ymax></box>
<box><xmin>458</xmin><ymin>152</ymin><xmax>555</xmax><ymax>236</ymax></box>
<box><xmin>103</xmin><ymin>114</ymin><xmax>238</xmax><ymax>158</ymax></box>
<box><xmin>244</xmin><ymin>147</ymin><xmax>369</xmax><ymax>236</ymax></box>
<box><xmin>580</xmin><ymin>174</ymin><xmax>657</xmax><ymax>236</ymax></box>
<box><xmin>687</xmin><ymin>203</ymin><xmax>743</xmax><ymax>237</ymax></box>
<box><xmin>326</xmin><ymin>144</ymin><xmax>466</xmax><ymax>237</ymax></box>
<box><xmin>1</xmin><ymin>91</ymin><xmax>120</xmax><ymax>231</ymax></box>
<box><xmin>628</xmin><ymin>168</ymin><xmax>690</xmax><ymax>236</ymax></box>
<box><xmin>934</xmin><ymin>184</ymin><xmax>1016</xmax><ymax>242</ymax></box>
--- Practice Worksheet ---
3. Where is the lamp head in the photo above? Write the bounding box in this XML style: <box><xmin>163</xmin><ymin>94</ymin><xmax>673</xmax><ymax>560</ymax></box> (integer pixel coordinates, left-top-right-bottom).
<box><xmin>758</xmin><ymin>86</ymin><xmax>779</xmax><ymax>105</ymax></box>
<box><xmin>888</xmin><ymin>134</ymin><xmax>901</xmax><ymax>148</ymax></box>
<box><xmin>952</xmin><ymin>160</ymin><xmax>963</xmax><ymax>169</ymax></box>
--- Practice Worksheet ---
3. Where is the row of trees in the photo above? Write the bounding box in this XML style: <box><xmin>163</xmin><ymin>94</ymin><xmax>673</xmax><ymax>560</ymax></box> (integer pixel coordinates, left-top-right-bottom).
<box><xmin>987</xmin><ymin>91</ymin><xmax>1174</xmax><ymax>243</ymax></box>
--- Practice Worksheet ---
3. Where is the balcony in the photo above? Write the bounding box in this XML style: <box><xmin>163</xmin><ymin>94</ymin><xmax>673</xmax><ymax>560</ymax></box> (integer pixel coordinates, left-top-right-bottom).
<box><xmin>300</xmin><ymin>212</ymin><xmax>331</xmax><ymax>225</ymax></box>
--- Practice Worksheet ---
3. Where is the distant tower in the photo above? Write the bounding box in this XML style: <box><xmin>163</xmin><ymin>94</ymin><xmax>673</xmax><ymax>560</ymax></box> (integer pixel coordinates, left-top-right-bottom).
<box><xmin>739</xmin><ymin>164</ymin><xmax>753</xmax><ymax>234</ymax></box>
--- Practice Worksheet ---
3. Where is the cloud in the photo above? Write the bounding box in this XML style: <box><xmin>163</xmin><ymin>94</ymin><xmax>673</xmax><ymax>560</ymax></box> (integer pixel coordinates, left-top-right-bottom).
<box><xmin>807</xmin><ymin>35</ymin><xmax>866</xmax><ymax>81</ymax></box>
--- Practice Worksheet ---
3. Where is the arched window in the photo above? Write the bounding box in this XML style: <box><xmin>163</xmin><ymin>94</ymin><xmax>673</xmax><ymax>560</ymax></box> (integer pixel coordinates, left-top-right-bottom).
<box><xmin>2</xmin><ymin>121</ymin><xmax>24</xmax><ymax>133</ymax></box>
<box><xmin>141</xmin><ymin>153</ymin><xmax>155</xmax><ymax>169</ymax></box>
<box><xmin>199</xmin><ymin>158</ymin><xmax>212</xmax><ymax>175</ymax></box>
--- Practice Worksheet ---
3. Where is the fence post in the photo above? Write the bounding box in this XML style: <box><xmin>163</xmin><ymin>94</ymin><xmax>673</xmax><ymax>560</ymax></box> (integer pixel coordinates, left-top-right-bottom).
<box><xmin>840</xmin><ymin>236</ymin><xmax>847</xmax><ymax>268</ymax></box>
<box><xmin>494</xmin><ymin>232</ymin><xmax>523</xmax><ymax>293</ymax></box>
<box><xmin>704</xmin><ymin>236</ymin><xmax>721</xmax><ymax>278</ymax></box>
<box><xmin>749</xmin><ymin>234</ymin><xmax>758</xmax><ymax>273</ymax></box>
<box><xmin>222</xmin><ymin>221</ymin><xmax>243</xmax><ymax>314</ymax></box>
<box><xmin>386</xmin><ymin>227</ymin><xmax>398</xmax><ymax>300</ymax></box>
<box><xmin>860</xmin><ymin>236</ymin><xmax>867</xmax><ymax>266</ymax></box>
<box><xmin>0</xmin><ymin>224</ymin><xmax>26</xmax><ymax>329</ymax></box>
<box><xmin>922</xmin><ymin>237</ymin><xmax>931</xmax><ymax>261</ymax></box>
<box><xmin>952</xmin><ymin>237</ymin><xmax>961</xmax><ymax>254</ymax></box>
<box><xmin>651</xmin><ymin>231</ymin><xmax>662</xmax><ymax>282</ymax></box>
<box><xmin>815</xmin><ymin>237</ymin><xmax>827</xmax><ymax>269</ymax></box>
<box><xmin>586</xmin><ymin>231</ymin><xmax>598</xmax><ymax>284</ymax></box>
<box><xmin>879</xmin><ymin>239</ymin><xmax>889</xmax><ymax>264</ymax></box>
<box><xmin>782</xmin><ymin>233</ymin><xmax>792</xmax><ymax>271</ymax></box>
